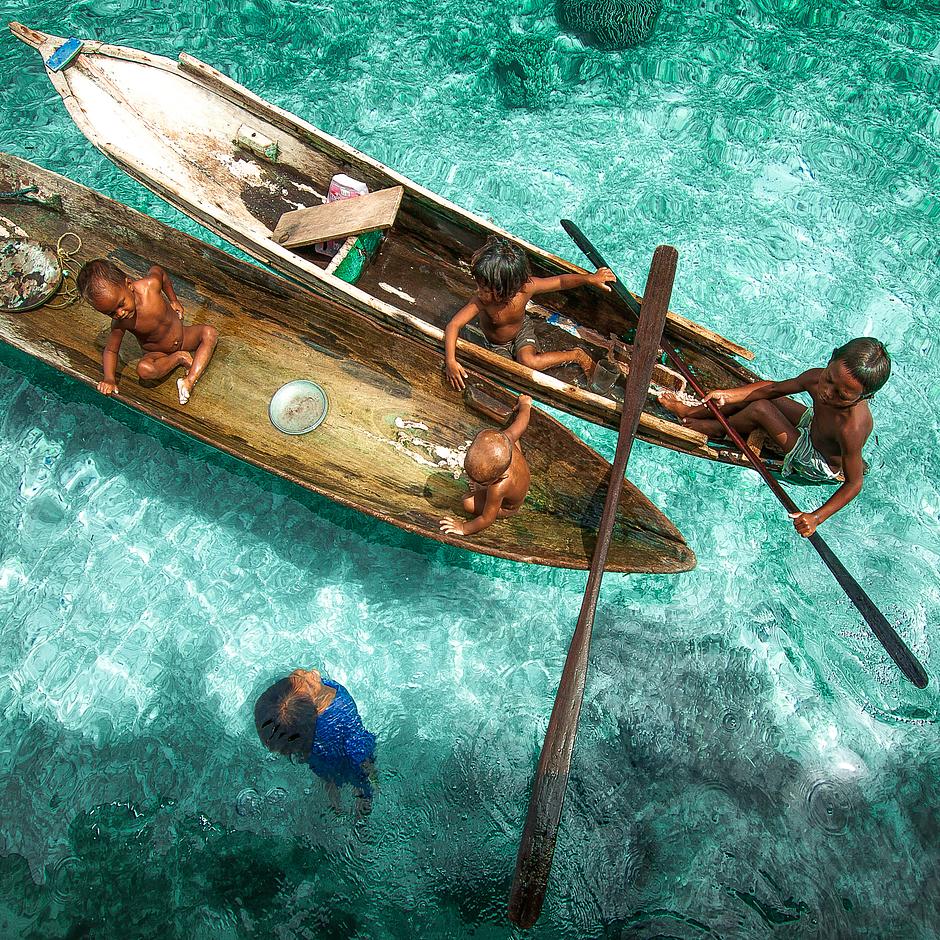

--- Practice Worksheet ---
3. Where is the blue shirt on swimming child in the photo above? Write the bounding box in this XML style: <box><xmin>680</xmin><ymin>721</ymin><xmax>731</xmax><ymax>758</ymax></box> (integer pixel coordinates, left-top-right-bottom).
<box><xmin>307</xmin><ymin>678</ymin><xmax>376</xmax><ymax>798</ymax></box>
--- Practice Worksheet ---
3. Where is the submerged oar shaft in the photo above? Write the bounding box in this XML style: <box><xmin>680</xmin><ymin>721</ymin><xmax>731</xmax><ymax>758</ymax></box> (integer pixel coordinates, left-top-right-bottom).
<box><xmin>508</xmin><ymin>245</ymin><xmax>677</xmax><ymax>929</ymax></box>
<box><xmin>562</xmin><ymin>220</ymin><xmax>928</xmax><ymax>690</ymax></box>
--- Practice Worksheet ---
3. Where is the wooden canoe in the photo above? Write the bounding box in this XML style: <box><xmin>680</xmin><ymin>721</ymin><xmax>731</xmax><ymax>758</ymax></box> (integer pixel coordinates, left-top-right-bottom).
<box><xmin>11</xmin><ymin>23</ymin><xmax>778</xmax><ymax>473</ymax></box>
<box><xmin>0</xmin><ymin>152</ymin><xmax>695</xmax><ymax>573</ymax></box>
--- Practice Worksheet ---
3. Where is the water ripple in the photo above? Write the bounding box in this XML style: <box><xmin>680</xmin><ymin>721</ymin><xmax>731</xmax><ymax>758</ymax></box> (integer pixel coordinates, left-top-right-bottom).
<box><xmin>0</xmin><ymin>0</ymin><xmax>938</xmax><ymax>935</ymax></box>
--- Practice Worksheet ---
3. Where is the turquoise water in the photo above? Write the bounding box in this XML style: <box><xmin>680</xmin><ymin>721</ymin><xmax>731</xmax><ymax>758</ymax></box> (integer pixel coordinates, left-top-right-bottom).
<box><xmin>0</xmin><ymin>0</ymin><xmax>938</xmax><ymax>936</ymax></box>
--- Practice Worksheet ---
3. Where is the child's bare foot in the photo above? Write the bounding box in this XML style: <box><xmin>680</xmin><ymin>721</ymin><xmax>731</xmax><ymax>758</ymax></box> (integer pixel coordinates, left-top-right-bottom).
<box><xmin>658</xmin><ymin>390</ymin><xmax>697</xmax><ymax>420</ymax></box>
<box><xmin>574</xmin><ymin>349</ymin><xmax>595</xmax><ymax>377</ymax></box>
<box><xmin>177</xmin><ymin>376</ymin><xmax>192</xmax><ymax>405</ymax></box>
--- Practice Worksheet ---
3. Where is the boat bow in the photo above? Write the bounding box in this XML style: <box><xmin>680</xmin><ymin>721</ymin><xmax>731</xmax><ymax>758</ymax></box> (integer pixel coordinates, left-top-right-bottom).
<box><xmin>10</xmin><ymin>22</ymin><xmax>67</xmax><ymax>59</ymax></box>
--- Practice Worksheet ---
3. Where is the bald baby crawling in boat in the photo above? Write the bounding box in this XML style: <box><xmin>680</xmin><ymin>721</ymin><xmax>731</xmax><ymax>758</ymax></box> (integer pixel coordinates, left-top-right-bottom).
<box><xmin>440</xmin><ymin>394</ymin><xmax>532</xmax><ymax>537</ymax></box>
<box><xmin>77</xmin><ymin>259</ymin><xmax>218</xmax><ymax>405</ymax></box>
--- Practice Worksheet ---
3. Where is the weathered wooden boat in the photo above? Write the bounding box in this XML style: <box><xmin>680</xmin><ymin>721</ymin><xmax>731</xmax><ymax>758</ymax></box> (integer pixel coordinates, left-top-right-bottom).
<box><xmin>11</xmin><ymin>23</ymin><xmax>779</xmax><ymax>473</ymax></box>
<box><xmin>0</xmin><ymin>152</ymin><xmax>695</xmax><ymax>572</ymax></box>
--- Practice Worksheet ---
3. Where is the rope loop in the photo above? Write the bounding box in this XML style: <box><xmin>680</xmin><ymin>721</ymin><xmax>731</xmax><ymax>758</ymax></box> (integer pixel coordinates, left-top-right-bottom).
<box><xmin>45</xmin><ymin>231</ymin><xmax>82</xmax><ymax>308</ymax></box>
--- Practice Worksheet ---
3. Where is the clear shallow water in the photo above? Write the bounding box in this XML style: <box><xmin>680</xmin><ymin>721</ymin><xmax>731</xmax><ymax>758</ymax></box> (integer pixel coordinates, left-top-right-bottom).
<box><xmin>0</xmin><ymin>0</ymin><xmax>938</xmax><ymax>936</ymax></box>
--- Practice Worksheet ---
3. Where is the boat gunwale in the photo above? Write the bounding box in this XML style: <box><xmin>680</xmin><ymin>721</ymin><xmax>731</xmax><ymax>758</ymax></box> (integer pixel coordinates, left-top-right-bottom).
<box><xmin>13</xmin><ymin>23</ymin><xmax>771</xmax><ymax>469</ymax></box>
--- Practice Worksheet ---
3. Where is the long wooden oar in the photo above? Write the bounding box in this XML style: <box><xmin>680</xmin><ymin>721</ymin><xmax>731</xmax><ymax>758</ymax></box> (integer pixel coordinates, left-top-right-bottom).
<box><xmin>562</xmin><ymin>220</ymin><xmax>928</xmax><ymax>690</ymax></box>
<box><xmin>507</xmin><ymin>245</ymin><xmax>677</xmax><ymax>929</ymax></box>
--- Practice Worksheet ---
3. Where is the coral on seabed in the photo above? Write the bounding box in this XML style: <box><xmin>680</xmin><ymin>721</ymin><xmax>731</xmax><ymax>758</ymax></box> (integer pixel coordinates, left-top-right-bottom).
<box><xmin>557</xmin><ymin>0</ymin><xmax>663</xmax><ymax>50</ymax></box>
<box><xmin>492</xmin><ymin>34</ymin><xmax>556</xmax><ymax>110</ymax></box>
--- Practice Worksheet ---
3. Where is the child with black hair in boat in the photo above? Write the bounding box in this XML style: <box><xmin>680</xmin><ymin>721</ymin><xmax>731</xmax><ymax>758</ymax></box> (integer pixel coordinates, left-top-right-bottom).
<box><xmin>658</xmin><ymin>337</ymin><xmax>891</xmax><ymax>538</ymax></box>
<box><xmin>76</xmin><ymin>258</ymin><xmax>218</xmax><ymax>405</ymax></box>
<box><xmin>443</xmin><ymin>236</ymin><xmax>616</xmax><ymax>390</ymax></box>
<box><xmin>255</xmin><ymin>668</ymin><xmax>377</xmax><ymax>818</ymax></box>
<box><xmin>440</xmin><ymin>393</ymin><xmax>533</xmax><ymax>537</ymax></box>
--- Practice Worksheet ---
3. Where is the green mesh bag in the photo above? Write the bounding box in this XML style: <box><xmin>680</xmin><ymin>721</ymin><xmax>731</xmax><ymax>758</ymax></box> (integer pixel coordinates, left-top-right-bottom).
<box><xmin>332</xmin><ymin>229</ymin><xmax>384</xmax><ymax>284</ymax></box>
<box><xmin>558</xmin><ymin>0</ymin><xmax>662</xmax><ymax>50</ymax></box>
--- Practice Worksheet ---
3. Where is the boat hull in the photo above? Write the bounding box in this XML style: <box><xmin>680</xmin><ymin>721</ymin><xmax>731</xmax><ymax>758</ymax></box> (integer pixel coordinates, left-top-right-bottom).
<box><xmin>0</xmin><ymin>152</ymin><xmax>695</xmax><ymax>573</ymax></box>
<box><xmin>10</xmin><ymin>23</ymin><xmax>780</xmax><ymax>473</ymax></box>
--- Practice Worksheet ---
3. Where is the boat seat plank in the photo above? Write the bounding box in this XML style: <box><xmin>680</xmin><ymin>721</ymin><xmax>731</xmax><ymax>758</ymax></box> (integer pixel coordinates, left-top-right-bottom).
<box><xmin>746</xmin><ymin>428</ymin><xmax>766</xmax><ymax>457</ymax></box>
<box><xmin>273</xmin><ymin>186</ymin><xmax>404</xmax><ymax>248</ymax></box>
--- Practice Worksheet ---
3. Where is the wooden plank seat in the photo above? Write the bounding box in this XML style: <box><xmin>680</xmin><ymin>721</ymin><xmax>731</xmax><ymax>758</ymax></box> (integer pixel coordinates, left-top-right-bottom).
<box><xmin>746</xmin><ymin>428</ymin><xmax>766</xmax><ymax>457</ymax></box>
<box><xmin>272</xmin><ymin>185</ymin><xmax>404</xmax><ymax>249</ymax></box>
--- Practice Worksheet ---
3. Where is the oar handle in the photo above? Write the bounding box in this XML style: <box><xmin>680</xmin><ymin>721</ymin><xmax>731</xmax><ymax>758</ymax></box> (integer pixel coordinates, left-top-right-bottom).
<box><xmin>508</xmin><ymin>245</ymin><xmax>677</xmax><ymax>929</ymax></box>
<box><xmin>562</xmin><ymin>218</ymin><xmax>641</xmax><ymax>317</ymax></box>
<box><xmin>562</xmin><ymin>220</ymin><xmax>928</xmax><ymax>690</ymax></box>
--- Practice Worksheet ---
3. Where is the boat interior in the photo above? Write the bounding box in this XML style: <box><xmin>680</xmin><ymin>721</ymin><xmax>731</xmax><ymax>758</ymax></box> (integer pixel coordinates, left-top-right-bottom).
<box><xmin>229</xmin><ymin>132</ymin><xmax>757</xmax><ymax>427</ymax></box>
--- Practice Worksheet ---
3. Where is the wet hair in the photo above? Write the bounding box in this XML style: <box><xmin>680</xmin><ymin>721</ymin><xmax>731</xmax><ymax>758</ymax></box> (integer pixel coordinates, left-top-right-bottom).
<box><xmin>254</xmin><ymin>675</ymin><xmax>319</xmax><ymax>758</ymax></box>
<box><xmin>470</xmin><ymin>236</ymin><xmax>531</xmax><ymax>303</ymax></box>
<box><xmin>76</xmin><ymin>259</ymin><xmax>129</xmax><ymax>307</ymax></box>
<box><xmin>464</xmin><ymin>429</ymin><xmax>512</xmax><ymax>484</ymax></box>
<box><xmin>830</xmin><ymin>337</ymin><xmax>891</xmax><ymax>399</ymax></box>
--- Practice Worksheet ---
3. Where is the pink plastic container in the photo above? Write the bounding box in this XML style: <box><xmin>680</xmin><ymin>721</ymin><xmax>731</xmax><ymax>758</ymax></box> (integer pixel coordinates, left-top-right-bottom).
<box><xmin>314</xmin><ymin>173</ymin><xmax>370</xmax><ymax>257</ymax></box>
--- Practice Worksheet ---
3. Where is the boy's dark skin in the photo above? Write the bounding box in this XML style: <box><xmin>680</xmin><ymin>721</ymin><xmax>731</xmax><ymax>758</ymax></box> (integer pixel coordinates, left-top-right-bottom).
<box><xmin>659</xmin><ymin>357</ymin><xmax>871</xmax><ymax>538</ymax></box>
<box><xmin>91</xmin><ymin>266</ymin><xmax>218</xmax><ymax>404</ymax></box>
<box><xmin>440</xmin><ymin>394</ymin><xmax>533</xmax><ymax>536</ymax></box>
<box><xmin>444</xmin><ymin>269</ymin><xmax>616</xmax><ymax>390</ymax></box>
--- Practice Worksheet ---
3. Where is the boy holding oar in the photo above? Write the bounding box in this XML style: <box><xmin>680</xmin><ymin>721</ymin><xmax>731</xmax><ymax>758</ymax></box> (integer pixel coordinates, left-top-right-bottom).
<box><xmin>659</xmin><ymin>338</ymin><xmax>891</xmax><ymax>537</ymax></box>
<box><xmin>443</xmin><ymin>236</ymin><xmax>615</xmax><ymax>389</ymax></box>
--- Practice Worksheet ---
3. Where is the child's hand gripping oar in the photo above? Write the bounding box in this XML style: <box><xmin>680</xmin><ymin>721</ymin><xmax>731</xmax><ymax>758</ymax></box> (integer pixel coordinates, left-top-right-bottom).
<box><xmin>561</xmin><ymin>219</ymin><xmax>928</xmax><ymax>690</ymax></box>
<box><xmin>507</xmin><ymin>245</ymin><xmax>677</xmax><ymax>929</ymax></box>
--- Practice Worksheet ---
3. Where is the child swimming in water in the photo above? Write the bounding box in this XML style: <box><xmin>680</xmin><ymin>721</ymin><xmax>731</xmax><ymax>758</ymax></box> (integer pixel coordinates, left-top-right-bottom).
<box><xmin>77</xmin><ymin>259</ymin><xmax>218</xmax><ymax>405</ymax></box>
<box><xmin>443</xmin><ymin>236</ymin><xmax>616</xmax><ymax>390</ymax></box>
<box><xmin>440</xmin><ymin>393</ymin><xmax>532</xmax><ymax>537</ymax></box>
<box><xmin>254</xmin><ymin>668</ymin><xmax>376</xmax><ymax>817</ymax></box>
<box><xmin>658</xmin><ymin>337</ymin><xmax>891</xmax><ymax>537</ymax></box>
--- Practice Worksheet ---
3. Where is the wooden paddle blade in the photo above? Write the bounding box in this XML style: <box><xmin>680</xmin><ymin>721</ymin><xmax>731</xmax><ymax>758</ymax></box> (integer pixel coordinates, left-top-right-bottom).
<box><xmin>565</xmin><ymin>223</ymin><xmax>930</xmax><ymax>690</ymax></box>
<box><xmin>507</xmin><ymin>771</ymin><xmax>568</xmax><ymax>928</ymax></box>
<box><xmin>808</xmin><ymin>534</ymin><xmax>929</xmax><ymax>688</ymax></box>
<box><xmin>508</xmin><ymin>244</ymin><xmax>676</xmax><ymax>929</ymax></box>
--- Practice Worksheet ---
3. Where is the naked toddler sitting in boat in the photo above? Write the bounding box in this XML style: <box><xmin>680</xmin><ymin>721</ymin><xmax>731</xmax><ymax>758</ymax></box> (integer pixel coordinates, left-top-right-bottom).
<box><xmin>659</xmin><ymin>338</ymin><xmax>891</xmax><ymax>538</ymax></box>
<box><xmin>77</xmin><ymin>259</ymin><xmax>218</xmax><ymax>404</ymax></box>
<box><xmin>443</xmin><ymin>236</ymin><xmax>615</xmax><ymax>389</ymax></box>
<box><xmin>440</xmin><ymin>393</ymin><xmax>533</xmax><ymax>537</ymax></box>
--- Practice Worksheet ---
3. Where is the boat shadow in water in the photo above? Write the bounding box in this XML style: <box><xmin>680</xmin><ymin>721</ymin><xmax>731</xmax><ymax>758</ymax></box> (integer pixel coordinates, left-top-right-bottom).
<box><xmin>0</xmin><ymin>342</ymin><xmax>564</xmax><ymax>586</ymax></box>
<box><xmin>0</xmin><ymin>627</ymin><xmax>366</xmax><ymax>936</ymax></box>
